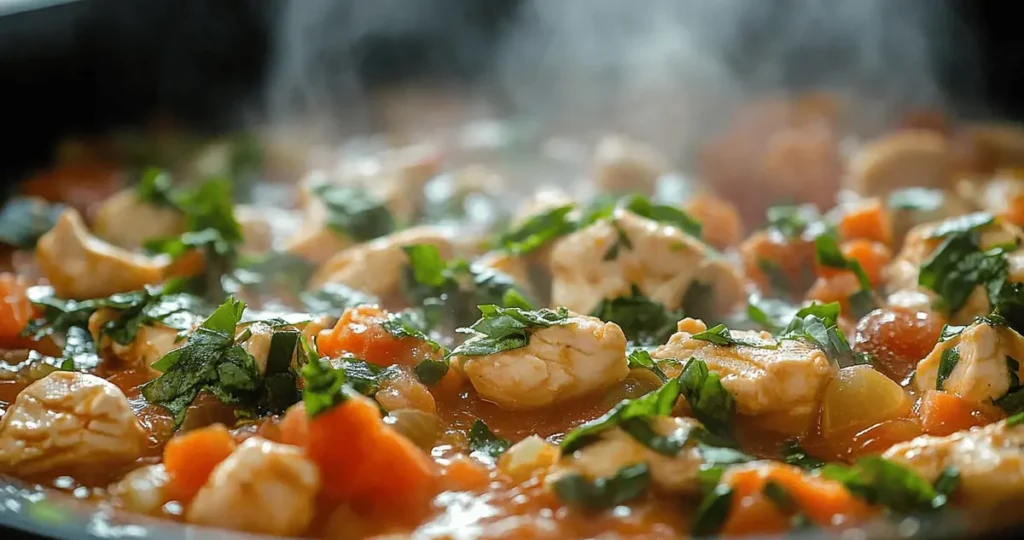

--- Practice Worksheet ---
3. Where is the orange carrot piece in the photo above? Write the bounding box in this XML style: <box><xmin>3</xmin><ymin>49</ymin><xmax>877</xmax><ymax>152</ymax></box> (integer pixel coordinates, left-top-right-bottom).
<box><xmin>838</xmin><ymin>198</ymin><xmax>892</xmax><ymax>246</ymax></box>
<box><xmin>441</xmin><ymin>453</ymin><xmax>491</xmax><ymax>492</ymax></box>
<box><xmin>806</xmin><ymin>273</ymin><xmax>860</xmax><ymax>313</ymax></box>
<box><xmin>163</xmin><ymin>424</ymin><xmax>237</xmax><ymax>502</ymax></box>
<box><xmin>917</xmin><ymin>390</ymin><xmax>1002</xmax><ymax>436</ymax></box>
<box><xmin>721</xmin><ymin>463</ymin><xmax>874</xmax><ymax>535</ymax></box>
<box><xmin>0</xmin><ymin>273</ymin><xmax>35</xmax><ymax>342</ymax></box>
<box><xmin>299</xmin><ymin>395</ymin><xmax>439</xmax><ymax>512</ymax></box>
<box><xmin>841</xmin><ymin>240</ymin><xmax>891</xmax><ymax>285</ymax></box>
<box><xmin>317</xmin><ymin>305</ymin><xmax>430</xmax><ymax>366</ymax></box>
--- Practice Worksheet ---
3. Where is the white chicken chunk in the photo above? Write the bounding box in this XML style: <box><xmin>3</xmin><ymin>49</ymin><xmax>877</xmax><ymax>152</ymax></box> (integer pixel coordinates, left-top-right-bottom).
<box><xmin>914</xmin><ymin>319</ymin><xmax>1024</xmax><ymax>403</ymax></box>
<box><xmin>652</xmin><ymin>318</ymin><xmax>835</xmax><ymax>432</ymax></box>
<box><xmin>0</xmin><ymin>372</ymin><xmax>146</xmax><ymax>475</ymax></box>
<box><xmin>309</xmin><ymin>226</ymin><xmax>456</xmax><ymax>297</ymax></box>
<box><xmin>455</xmin><ymin>313</ymin><xmax>628</xmax><ymax>410</ymax></box>
<box><xmin>883</xmin><ymin>419</ymin><xmax>1024</xmax><ymax>507</ymax></box>
<box><xmin>591</xmin><ymin>135</ymin><xmax>668</xmax><ymax>195</ymax></box>
<box><xmin>234</xmin><ymin>205</ymin><xmax>273</xmax><ymax>256</ymax></box>
<box><xmin>549</xmin><ymin>209</ymin><xmax>745</xmax><ymax>318</ymax></box>
<box><xmin>186</xmin><ymin>437</ymin><xmax>320</xmax><ymax>536</ymax></box>
<box><xmin>556</xmin><ymin>417</ymin><xmax>705</xmax><ymax>494</ymax></box>
<box><xmin>36</xmin><ymin>209</ymin><xmax>169</xmax><ymax>299</ymax></box>
<box><xmin>92</xmin><ymin>188</ymin><xmax>186</xmax><ymax>250</ymax></box>
<box><xmin>88</xmin><ymin>308</ymin><xmax>185</xmax><ymax>370</ymax></box>
<box><xmin>847</xmin><ymin>130</ymin><xmax>952</xmax><ymax>198</ymax></box>
<box><xmin>238</xmin><ymin>322</ymin><xmax>275</xmax><ymax>375</ymax></box>
<box><xmin>110</xmin><ymin>464</ymin><xmax>170</xmax><ymax>514</ymax></box>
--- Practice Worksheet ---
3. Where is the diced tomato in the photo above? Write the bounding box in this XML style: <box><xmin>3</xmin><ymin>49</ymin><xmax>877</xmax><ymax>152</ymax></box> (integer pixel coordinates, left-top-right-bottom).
<box><xmin>916</xmin><ymin>390</ymin><xmax>1004</xmax><ymax>436</ymax></box>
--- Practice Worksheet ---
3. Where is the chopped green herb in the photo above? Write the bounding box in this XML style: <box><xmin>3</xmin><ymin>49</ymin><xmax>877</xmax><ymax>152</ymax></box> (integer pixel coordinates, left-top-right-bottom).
<box><xmin>766</xmin><ymin>204</ymin><xmax>820</xmax><ymax>240</ymax></box>
<box><xmin>822</xmin><ymin>456</ymin><xmax>944</xmax><ymax>513</ymax></box>
<box><xmin>496</xmin><ymin>204</ymin><xmax>576</xmax><ymax>255</ymax></box>
<box><xmin>887</xmin><ymin>188</ymin><xmax>944</xmax><ymax>213</ymax></box>
<box><xmin>311</xmin><ymin>180</ymin><xmax>395</xmax><ymax>242</ymax></box>
<box><xmin>745</xmin><ymin>295</ymin><xmax>795</xmax><ymax>334</ymax></box>
<box><xmin>300</xmin><ymin>356</ymin><xmax>352</xmax><ymax>417</ymax></box>
<box><xmin>1006</xmin><ymin>411</ymin><xmax>1024</xmax><ymax>426</ymax></box>
<box><xmin>135</xmin><ymin>168</ymin><xmax>177</xmax><ymax>209</ymax></box>
<box><xmin>918</xmin><ymin>233</ymin><xmax>1008</xmax><ymax>315</ymax></box>
<box><xmin>757</xmin><ymin>258</ymin><xmax>793</xmax><ymax>298</ymax></box>
<box><xmin>334</xmin><ymin>357</ymin><xmax>390</xmax><ymax>397</ymax></box>
<box><xmin>603</xmin><ymin>219</ymin><xmax>634</xmax><ymax>260</ymax></box>
<box><xmin>926</xmin><ymin>212</ymin><xmax>994</xmax><ymax>239</ymax></box>
<box><xmin>590</xmin><ymin>285</ymin><xmax>682</xmax><ymax>346</ymax></box>
<box><xmin>781</xmin><ymin>439</ymin><xmax>825</xmax><ymax>470</ymax></box>
<box><xmin>0</xmin><ymin>196</ymin><xmax>64</xmax><ymax>249</ymax></box>
<box><xmin>691</xmin><ymin>484</ymin><xmax>733</xmax><ymax>537</ymax></box>
<box><xmin>379</xmin><ymin>310</ymin><xmax>450</xmax><ymax>385</ymax></box>
<box><xmin>939</xmin><ymin>324</ymin><xmax>967</xmax><ymax>342</ymax></box>
<box><xmin>234</xmin><ymin>252</ymin><xmax>317</xmax><ymax>297</ymax></box>
<box><xmin>814</xmin><ymin>233</ymin><xmax>872</xmax><ymax>291</ymax></box>
<box><xmin>935</xmin><ymin>347</ymin><xmax>960</xmax><ymax>390</ymax></box>
<box><xmin>553</xmin><ymin>463</ymin><xmax>651</xmax><ymax>511</ymax></box>
<box><xmin>561</xmin><ymin>377</ymin><xmax>681</xmax><ymax>454</ymax></box>
<box><xmin>1008</xmin><ymin>356</ymin><xmax>1021</xmax><ymax>393</ymax></box>
<box><xmin>932</xmin><ymin>467</ymin><xmax>960</xmax><ymax>509</ymax></box>
<box><xmin>451</xmin><ymin>305</ymin><xmax>571</xmax><ymax>357</ymax></box>
<box><xmin>677</xmin><ymin>358</ymin><xmax>736</xmax><ymax>441</ymax></box>
<box><xmin>995</xmin><ymin>387</ymin><xmax>1024</xmax><ymax>414</ymax></box>
<box><xmin>468</xmin><ymin>419</ymin><xmax>511</xmax><ymax>459</ymax></box>
<box><xmin>689</xmin><ymin>323</ymin><xmax>777</xmax><ymax>349</ymax></box>
<box><xmin>300</xmin><ymin>284</ymin><xmax>379</xmax><ymax>316</ymax></box>
<box><xmin>626</xmin><ymin>349</ymin><xmax>669</xmax><ymax>382</ymax></box>
<box><xmin>763</xmin><ymin>480</ymin><xmax>796</xmax><ymax>512</ymax></box>
<box><xmin>854</xmin><ymin>351</ymin><xmax>876</xmax><ymax>366</ymax></box>
<box><xmin>779</xmin><ymin>302</ymin><xmax>856</xmax><ymax>367</ymax></box>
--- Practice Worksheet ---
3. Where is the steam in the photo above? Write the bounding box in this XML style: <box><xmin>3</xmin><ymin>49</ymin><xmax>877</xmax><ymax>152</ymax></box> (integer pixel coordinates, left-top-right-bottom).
<box><xmin>266</xmin><ymin>0</ymin><xmax>973</xmax><ymax>161</ymax></box>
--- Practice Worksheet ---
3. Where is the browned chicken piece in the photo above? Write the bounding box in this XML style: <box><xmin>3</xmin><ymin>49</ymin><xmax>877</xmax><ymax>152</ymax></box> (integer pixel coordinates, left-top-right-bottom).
<box><xmin>914</xmin><ymin>318</ymin><xmax>1024</xmax><ymax>404</ymax></box>
<box><xmin>36</xmin><ymin>209</ymin><xmax>168</xmax><ymax>299</ymax></box>
<box><xmin>591</xmin><ymin>135</ymin><xmax>668</xmax><ymax>196</ymax></box>
<box><xmin>847</xmin><ymin>130</ymin><xmax>953</xmax><ymax>199</ymax></box>
<box><xmin>92</xmin><ymin>188</ymin><xmax>187</xmax><ymax>250</ymax></box>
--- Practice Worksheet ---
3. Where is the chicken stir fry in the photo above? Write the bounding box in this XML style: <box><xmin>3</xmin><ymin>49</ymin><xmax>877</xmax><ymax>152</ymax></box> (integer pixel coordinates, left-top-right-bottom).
<box><xmin>4</xmin><ymin>102</ymin><xmax>1024</xmax><ymax>540</ymax></box>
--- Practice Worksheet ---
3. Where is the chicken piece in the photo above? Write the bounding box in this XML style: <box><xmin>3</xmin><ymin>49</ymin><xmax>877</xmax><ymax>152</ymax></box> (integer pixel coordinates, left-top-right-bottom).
<box><xmin>498</xmin><ymin>435</ymin><xmax>561</xmax><ymax>483</ymax></box>
<box><xmin>92</xmin><ymin>188</ymin><xmax>186</xmax><ymax>250</ymax></box>
<box><xmin>186</xmin><ymin>437</ymin><xmax>320</xmax><ymax>536</ymax></box>
<box><xmin>556</xmin><ymin>417</ymin><xmax>705</xmax><ymax>494</ymax></box>
<box><xmin>591</xmin><ymin>135</ymin><xmax>668</xmax><ymax>195</ymax></box>
<box><xmin>454</xmin><ymin>313</ymin><xmax>628</xmax><ymax>410</ymax></box>
<box><xmin>0</xmin><ymin>372</ymin><xmax>146</xmax><ymax>475</ymax></box>
<box><xmin>847</xmin><ymin>130</ymin><xmax>953</xmax><ymax>198</ymax></box>
<box><xmin>549</xmin><ymin>209</ymin><xmax>744</xmax><ymax>317</ymax></box>
<box><xmin>883</xmin><ymin>419</ymin><xmax>1024</xmax><ymax>507</ymax></box>
<box><xmin>472</xmin><ymin>251</ymin><xmax>536</xmax><ymax>303</ymax></box>
<box><xmin>284</xmin><ymin>174</ymin><xmax>356</xmax><ymax>265</ymax></box>
<box><xmin>953</xmin><ymin>124</ymin><xmax>1024</xmax><ymax>176</ymax></box>
<box><xmin>110</xmin><ymin>464</ymin><xmax>170</xmax><ymax>514</ymax></box>
<box><xmin>652</xmin><ymin>318</ymin><xmax>835</xmax><ymax>433</ymax></box>
<box><xmin>682</xmin><ymin>192</ymin><xmax>744</xmax><ymax>250</ymax></box>
<box><xmin>235</xmin><ymin>205</ymin><xmax>273</xmax><ymax>256</ymax></box>
<box><xmin>375</xmin><ymin>367</ymin><xmax>437</xmax><ymax>414</ymax></box>
<box><xmin>36</xmin><ymin>209</ymin><xmax>168</xmax><ymax>299</ymax></box>
<box><xmin>914</xmin><ymin>319</ymin><xmax>1024</xmax><ymax>403</ymax></box>
<box><xmin>887</xmin><ymin>188</ymin><xmax>976</xmax><ymax>250</ymax></box>
<box><xmin>512</xmin><ymin>188</ymin><xmax>575</xmax><ymax>225</ymax></box>
<box><xmin>239</xmin><ymin>322</ymin><xmax>275</xmax><ymax>375</ymax></box>
<box><xmin>309</xmin><ymin>226</ymin><xmax>456</xmax><ymax>298</ymax></box>
<box><xmin>88</xmin><ymin>307</ymin><xmax>184</xmax><ymax>369</ymax></box>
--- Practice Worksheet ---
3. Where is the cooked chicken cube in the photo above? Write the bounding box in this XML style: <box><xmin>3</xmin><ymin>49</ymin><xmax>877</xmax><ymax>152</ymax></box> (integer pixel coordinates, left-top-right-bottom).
<box><xmin>499</xmin><ymin>435</ymin><xmax>561</xmax><ymax>482</ymax></box>
<box><xmin>36</xmin><ymin>209</ymin><xmax>168</xmax><ymax>299</ymax></box>
<box><xmin>471</xmin><ymin>251</ymin><xmax>537</xmax><ymax>303</ymax></box>
<box><xmin>549</xmin><ymin>209</ymin><xmax>744</xmax><ymax>317</ymax></box>
<box><xmin>375</xmin><ymin>367</ymin><xmax>437</xmax><ymax>414</ymax></box>
<box><xmin>89</xmin><ymin>308</ymin><xmax>184</xmax><ymax>370</ymax></box>
<box><xmin>110</xmin><ymin>464</ymin><xmax>170</xmax><ymax>514</ymax></box>
<box><xmin>591</xmin><ymin>135</ymin><xmax>668</xmax><ymax>195</ymax></box>
<box><xmin>239</xmin><ymin>322</ymin><xmax>275</xmax><ymax>375</ymax></box>
<box><xmin>235</xmin><ymin>205</ymin><xmax>273</xmax><ymax>256</ymax></box>
<box><xmin>652</xmin><ymin>318</ymin><xmax>835</xmax><ymax>431</ymax></box>
<box><xmin>847</xmin><ymin>130</ymin><xmax>953</xmax><ymax>198</ymax></box>
<box><xmin>186</xmin><ymin>437</ymin><xmax>320</xmax><ymax>536</ymax></box>
<box><xmin>914</xmin><ymin>319</ymin><xmax>1024</xmax><ymax>403</ymax></box>
<box><xmin>682</xmin><ymin>192</ymin><xmax>744</xmax><ymax>250</ymax></box>
<box><xmin>92</xmin><ymin>188</ymin><xmax>186</xmax><ymax>250</ymax></box>
<box><xmin>883</xmin><ymin>419</ymin><xmax>1024</xmax><ymax>507</ymax></box>
<box><xmin>0</xmin><ymin>372</ymin><xmax>147</xmax><ymax>475</ymax></box>
<box><xmin>309</xmin><ymin>226</ymin><xmax>456</xmax><ymax>298</ymax></box>
<box><xmin>454</xmin><ymin>313</ymin><xmax>628</xmax><ymax>410</ymax></box>
<box><xmin>556</xmin><ymin>417</ymin><xmax>705</xmax><ymax>494</ymax></box>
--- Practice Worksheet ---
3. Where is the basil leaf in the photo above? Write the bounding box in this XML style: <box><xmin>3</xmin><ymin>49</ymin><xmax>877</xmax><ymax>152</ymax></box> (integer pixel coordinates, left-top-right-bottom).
<box><xmin>300</xmin><ymin>284</ymin><xmax>379</xmax><ymax>316</ymax></box>
<box><xmin>691</xmin><ymin>484</ymin><xmax>733</xmax><ymax>537</ymax></box>
<box><xmin>763</xmin><ymin>480</ymin><xmax>796</xmax><ymax>512</ymax></box>
<box><xmin>603</xmin><ymin>219</ymin><xmax>634</xmax><ymax>260</ymax></box>
<box><xmin>626</xmin><ymin>349</ymin><xmax>668</xmax><ymax>382</ymax></box>
<box><xmin>335</xmin><ymin>357</ymin><xmax>390</xmax><ymax>397</ymax></box>
<box><xmin>311</xmin><ymin>181</ymin><xmax>395</xmax><ymax>241</ymax></box>
<box><xmin>887</xmin><ymin>188</ymin><xmax>944</xmax><ymax>212</ymax></box>
<box><xmin>496</xmin><ymin>204</ymin><xmax>576</xmax><ymax>255</ymax></box>
<box><xmin>561</xmin><ymin>377</ymin><xmax>681</xmax><ymax>453</ymax></box>
<box><xmin>757</xmin><ymin>258</ymin><xmax>794</xmax><ymax>298</ymax></box>
<box><xmin>0</xmin><ymin>197</ymin><xmax>64</xmax><ymax>249</ymax></box>
<box><xmin>689</xmin><ymin>323</ymin><xmax>777</xmax><ymax>349</ymax></box>
<box><xmin>926</xmin><ymin>212</ymin><xmax>994</xmax><ymax>239</ymax></box>
<box><xmin>235</xmin><ymin>252</ymin><xmax>317</xmax><ymax>297</ymax></box>
<box><xmin>932</xmin><ymin>467</ymin><xmax>960</xmax><ymax>509</ymax></box>
<box><xmin>468</xmin><ymin>419</ymin><xmax>511</xmax><ymax>459</ymax></box>
<box><xmin>995</xmin><ymin>387</ymin><xmax>1024</xmax><ymax>414</ymax></box>
<box><xmin>781</xmin><ymin>439</ymin><xmax>825</xmax><ymax>470</ymax></box>
<box><xmin>918</xmin><ymin>233</ymin><xmax>1006</xmax><ymax>315</ymax></box>
<box><xmin>135</xmin><ymin>168</ymin><xmax>177</xmax><ymax>209</ymax></box>
<box><xmin>822</xmin><ymin>456</ymin><xmax>943</xmax><ymax>513</ymax></box>
<box><xmin>403</xmin><ymin>244</ymin><xmax>448</xmax><ymax>287</ymax></box>
<box><xmin>939</xmin><ymin>324</ymin><xmax>967</xmax><ymax>342</ymax></box>
<box><xmin>678</xmin><ymin>358</ymin><xmax>736</xmax><ymax>441</ymax></box>
<box><xmin>300</xmin><ymin>356</ymin><xmax>352</xmax><ymax>417</ymax></box>
<box><xmin>745</xmin><ymin>295</ymin><xmax>794</xmax><ymax>334</ymax></box>
<box><xmin>380</xmin><ymin>310</ymin><xmax>450</xmax><ymax>385</ymax></box>
<box><xmin>265</xmin><ymin>330</ymin><xmax>299</xmax><ymax>375</ymax></box>
<box><xmin>553</xmin><ymin>462</ymin><xmax>651</xmax><ymax>511</ymax></box>
<box><xmin>620</xmin><ymin>194</ymin><xmax>702</xmax><ymax>239</ymax></box>
<box><xmin>451</xmin><ymin>305</ymin><xmax>571</xmax><ymax>357</ymax></box>
<box><xmin>779</xmin><ymin>302</ymin><xmax>855</xmax><ymax>367</ymax></box>
<box><xmin>1006</xmin><ymin>411</ymin><xmax>1024</xmax><ymax>426</ymax></box>
<box><xmin>590</xmin><ymin>285</ymin><xmax>682</xmax><ymax>346</ymax></box>
<box><xmin>935</xmin><ymin>347</ymin><xmax>960</xmax><ymax>390</ymax></box>
<box><xmin>814</xmin><ymin>233</ymin><xmax>872</xmax><ymax>291</ymax></box>
<box><xmin>766</xmin><ymin>204</ymin><xmax>819</xmax><ymax>240</ymax></box>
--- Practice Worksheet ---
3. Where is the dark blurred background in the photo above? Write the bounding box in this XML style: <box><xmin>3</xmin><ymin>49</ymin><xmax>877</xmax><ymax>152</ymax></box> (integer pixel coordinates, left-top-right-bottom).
<box><xmin>1</xmin><ymin>0</ymin><xmax>1022</xmax><ymax>182</ymax></box>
